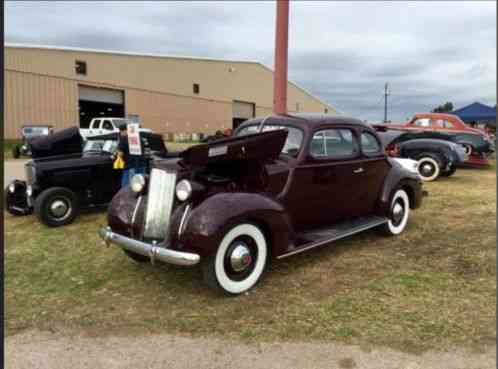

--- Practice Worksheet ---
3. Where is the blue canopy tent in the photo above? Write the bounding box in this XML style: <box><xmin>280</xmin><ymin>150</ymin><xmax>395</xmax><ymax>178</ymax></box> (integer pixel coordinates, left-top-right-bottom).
<box><xmin>452</xmin><ymin>102</ymin><xmax>496</xmax><ymax>128</ymax></box>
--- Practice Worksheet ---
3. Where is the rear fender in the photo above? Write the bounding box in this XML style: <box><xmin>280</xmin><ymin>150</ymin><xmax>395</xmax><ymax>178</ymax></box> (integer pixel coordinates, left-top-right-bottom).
<box><xmin>177</xmin><ymin>192</ymin><xmax>293</xmax><ymax>258</ymax></box>
<box><xmin>398</xmin><ymin>139</ymin><xmax>452</xmax><ymax>165</ymax></box>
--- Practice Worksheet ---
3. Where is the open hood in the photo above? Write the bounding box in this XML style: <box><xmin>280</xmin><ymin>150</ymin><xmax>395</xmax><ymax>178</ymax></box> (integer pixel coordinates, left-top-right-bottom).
<box><xmin>180</xmin><ymin>129</ymin><xmax>288</xmax><ymax>168</ymax></box>
<box><xmin>29</xmin><ymin>127</ymin><xmax>83</xmax><ymax>159</ymax></box>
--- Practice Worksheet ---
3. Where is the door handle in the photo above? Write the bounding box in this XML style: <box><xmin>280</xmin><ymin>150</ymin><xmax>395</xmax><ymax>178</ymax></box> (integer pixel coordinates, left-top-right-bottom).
<box><xmin>353</xmin><ymin>167</ymin><xmax>364</xmax><ymax>174</ymax></box>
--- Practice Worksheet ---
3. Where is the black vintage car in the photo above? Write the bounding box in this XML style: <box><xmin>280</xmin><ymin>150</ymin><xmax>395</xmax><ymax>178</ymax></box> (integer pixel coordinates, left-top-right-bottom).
<box><xmin>12</xmin><ymin>124</ymin><xmax>54</xmax><ymax>158</ymax></box>
<box><xmin>376</xmin><ymin>130</ymin><xmax>468</xmax><ymax>181</ymax></box>
<box><xmin>5</xmin><ymin>127</ymin><xmax>172</xmax><ymax>227</ymax></box>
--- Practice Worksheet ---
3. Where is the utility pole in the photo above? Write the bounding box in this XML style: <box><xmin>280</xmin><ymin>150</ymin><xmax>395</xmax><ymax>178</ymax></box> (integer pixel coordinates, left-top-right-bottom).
<box><xmin>383</xmin><ymin>83</ymin><xmax>390</xmax><ymax>123</ymax></box>
<box><xmin>273</xmin><ymin>0</ymin><xmax>289</xmax><ymax>115</ymax></box>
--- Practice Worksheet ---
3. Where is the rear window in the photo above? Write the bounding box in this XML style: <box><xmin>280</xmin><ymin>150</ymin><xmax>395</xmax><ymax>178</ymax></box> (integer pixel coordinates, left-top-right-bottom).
<box><xmin>361</xmin><ymin>132</ymin><xmax>381</xmax><ymax>154</ymax></box>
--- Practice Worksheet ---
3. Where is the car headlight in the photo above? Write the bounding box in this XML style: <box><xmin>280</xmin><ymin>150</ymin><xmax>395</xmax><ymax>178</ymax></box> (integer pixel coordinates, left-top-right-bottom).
<box><xmin>26</xmin><ymin>185</ymin><xmax>33</xmax><ymax>197</ymax></box>
<box><xmin>8</xmin><ymin>183</ymin><xmax>15</xmax><ymax>193</ymax></box>
<box><xmin>176</xmin><ymin>179</ymin><xmax>192</xmax><ymax>201</ymax></box>
<box><xmin>130</xmin><ymin>174</ymin><xmax>146</xmax><ymax>193</ymax></box>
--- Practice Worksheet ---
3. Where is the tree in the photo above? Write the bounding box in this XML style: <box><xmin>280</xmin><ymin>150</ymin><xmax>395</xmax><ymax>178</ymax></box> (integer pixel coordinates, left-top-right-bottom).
<box><xmin>432</xmin><ymin>102</ymin><xmax>454</xmax><ymax>113</ymax></box>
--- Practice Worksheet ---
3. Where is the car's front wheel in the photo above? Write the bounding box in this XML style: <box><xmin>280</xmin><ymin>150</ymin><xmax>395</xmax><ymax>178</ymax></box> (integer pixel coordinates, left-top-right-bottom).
<box><xmin>202</xmin><ymin>223</ymin><xmax>268</xmax><ymax>295</ymax></box>
<box><xmin>34</xmin><ymin>187</ymin><xmax>79</xmax><ymax>227</ymax></box>
<box><xmin>380</xmin><ymin>189</ymin><xmax>410</xmax><ymax>236</ymax></box>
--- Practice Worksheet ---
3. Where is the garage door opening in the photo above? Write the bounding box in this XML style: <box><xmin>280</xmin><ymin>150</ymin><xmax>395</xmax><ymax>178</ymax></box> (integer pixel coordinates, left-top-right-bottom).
<box><xmin>232</xmin><ymin>100</ymin><xmax>255</xmax><ymax>129</ymax></box>
<box><xmin>78</xmin><ymin>85</ymin><xmax>125</xmax><ymax>128</ymax></box>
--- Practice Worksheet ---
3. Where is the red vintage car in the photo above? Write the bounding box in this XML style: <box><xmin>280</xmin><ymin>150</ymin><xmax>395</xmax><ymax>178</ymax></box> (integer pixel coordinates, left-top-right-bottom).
<box><xmin>99</xmin><ymin>114</ymin><xmax>424</xmax><ymax>295</ymax></box>
<box><xmin>380</xmin><ymin>113</ymin><xmax>494</xmax><ymax>165</ymax></box>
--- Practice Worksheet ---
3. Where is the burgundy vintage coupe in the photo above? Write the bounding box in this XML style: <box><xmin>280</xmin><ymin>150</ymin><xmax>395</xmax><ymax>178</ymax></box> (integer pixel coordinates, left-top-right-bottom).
<box><xmin>99</xmin><ymin>114</ymin><xmax>424</xmax><ymax>295</ymax></box>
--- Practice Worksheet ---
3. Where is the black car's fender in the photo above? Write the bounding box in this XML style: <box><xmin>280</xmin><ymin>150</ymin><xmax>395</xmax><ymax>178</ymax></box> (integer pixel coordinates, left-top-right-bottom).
<box><xmin>378</xmin><ymin>158</ymin><xmax>423</xmax><ymax>216</ymax></box>
<box><xmin>398</xmin><ymin>139</ymin><xmax>457</xmax><ymax>168</ymax></box>
<box><xmin>176</xmin><ymin>192</ymin><xmax>293</xmax><ymax>258</ymax></box>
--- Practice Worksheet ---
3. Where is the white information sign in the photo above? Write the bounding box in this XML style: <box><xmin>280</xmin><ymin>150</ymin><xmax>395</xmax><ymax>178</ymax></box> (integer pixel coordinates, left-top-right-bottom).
<box><xmin>127</xmin><ymin>123</ymin><xmax>142</xmax><ymax>156</ymax></box>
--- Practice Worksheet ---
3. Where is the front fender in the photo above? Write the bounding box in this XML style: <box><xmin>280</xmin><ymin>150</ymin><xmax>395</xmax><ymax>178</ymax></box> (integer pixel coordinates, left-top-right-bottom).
<box><xmin>379</xmin><ymin>159</ymin><xmax>423</xmax><ymax>215</ymax></box>
<box><xmin>177</xmin><ymin>192</ymin><xmax>293</xmax><ymax>258</ymax></box>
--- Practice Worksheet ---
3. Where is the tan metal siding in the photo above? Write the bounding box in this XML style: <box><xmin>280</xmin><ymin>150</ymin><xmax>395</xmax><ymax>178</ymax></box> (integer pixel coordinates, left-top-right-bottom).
<box><xmin>5</xmin><ymin>47</ymin><xmax>335</xmax><ymax>113</ymax></box>
<box><xmin>4</xmin><ymin>70</ymin><xmax>78</xmax><ymax>138</ymax></box>
<box><xmin>125</xmin><ymin>88</ymin><xmax>232</xmax><ymax>135</ymax></box>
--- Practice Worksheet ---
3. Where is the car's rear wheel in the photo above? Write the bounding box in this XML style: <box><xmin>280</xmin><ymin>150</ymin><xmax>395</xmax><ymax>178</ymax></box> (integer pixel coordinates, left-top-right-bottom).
<box><xmin>441</xmin><ymin>164</ymin><xmax>457</xmax><ymax>177</ymax></box>
<box><xmin>462</xmin><ymin>143</ymin><xmax>473</xmax><ymax>156</ymax></box>
<box><xmin>202</xmin><ymin>223</ymin><xmax>268</xmax><ymax>295</ymax></box>
<box><xmin>416</xmin><ymin>155</ymin><xmax>442</xmax><ymax>181</ymax></box>
<box><xmin>34</xmin><ymin>187</ymin><xmax>79</xmax><ymax>227</ymax></box>
<box><xmin>380</xmin><ymin>189</ymin><xmax>410</xmax><ymax>236</ymax></box>
<box><xmin>12</xmin><ymin>145</ymin><xmax>20</xmax><ymax>159</ymax></box>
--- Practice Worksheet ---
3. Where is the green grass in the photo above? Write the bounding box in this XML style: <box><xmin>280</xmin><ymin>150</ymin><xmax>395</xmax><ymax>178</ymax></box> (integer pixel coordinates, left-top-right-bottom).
<box><xmin>4</xmin><ymin>161</ymin><xmax>496</xmax><ymax>352</ymax></box>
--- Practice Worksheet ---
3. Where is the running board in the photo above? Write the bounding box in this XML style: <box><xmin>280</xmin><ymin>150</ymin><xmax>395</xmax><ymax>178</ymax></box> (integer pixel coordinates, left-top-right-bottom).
<box><xmin>278</xmin><ymin>216</ymin><xmax>388</xmax><ymax>259</ymax></box>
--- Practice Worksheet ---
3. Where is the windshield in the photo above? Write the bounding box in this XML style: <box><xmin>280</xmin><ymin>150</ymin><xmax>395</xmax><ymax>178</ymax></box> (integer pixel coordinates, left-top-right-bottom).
<box><xmin>23</xmin><ymin>127</ymin><xmax>50</xmax><ymax>136</ymax></box>
<box><xmin>236</xmin><ymin>124</ymin><xmax>303</xmax><ymax>156</ymax></box>
<box><xmin>83</xmin><ymin>140</ymin><xmax>118</xmax><ymax>154</ymax></box>
<box><xmin>112</xmin><ymin>119</ymin><xmax>129</xmax><ymax>127</ymax></box>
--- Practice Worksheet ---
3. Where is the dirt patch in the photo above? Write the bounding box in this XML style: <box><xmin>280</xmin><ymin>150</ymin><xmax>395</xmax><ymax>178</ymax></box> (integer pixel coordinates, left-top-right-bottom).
<box><xmin>5</xmin><ymin>329</ymin><xmax>496</xmax><ymax>369</ymax></box>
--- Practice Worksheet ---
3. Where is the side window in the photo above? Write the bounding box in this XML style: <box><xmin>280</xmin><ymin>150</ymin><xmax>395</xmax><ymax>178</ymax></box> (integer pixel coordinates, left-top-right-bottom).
<box><xmin>361</xmin><ymin>132</ymin><xmax>381</xmax><ymax>154</ymax></box>
<box><xmin>443</xmin><ymin>120</ymin><xmax>454</xmax><ymax>129</ymax></box>
<box><xmin>91</xmin><ymin>119</ymin><xmax>101</xmax><ymax>129</ymax></box>
<box><xmin>310</xmin><ymin>128</ymin><xmax>357</xmax><ymax>158</ymax></box>
<box><xmin>433</xmin><ymin>119</ymin><xmax>445</xmax><ymax>128</ymax></box>
<box><xmin>102</xmin><ymin>120</ymin><xmax>113</xmax><ymax>130</ymax></box>
<box><xmin>413</xmin><ymin>118</ymin><xmax>430</xmax><ymax>127</ymax></box>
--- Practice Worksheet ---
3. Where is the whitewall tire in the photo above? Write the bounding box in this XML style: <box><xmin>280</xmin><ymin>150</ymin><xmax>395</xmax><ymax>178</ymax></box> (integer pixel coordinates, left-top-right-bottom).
<box><xmin>382</xmin><ymin>189</ymin><xmax>410</xmax><ymax>236</ymax></box>
<box><xmin>462</xmin><ymin>144</ymin><xmax>473</xmax><ymax>156</ymax></box>
<box><xmin>417</xmin><ymin>157</ymin><xmax>440</xmax><ymax>181</ymax></box>
<box><xmin>203</xmin><ymin>223</ymin><xmax>268</xmax><ymax>295</ymax></box>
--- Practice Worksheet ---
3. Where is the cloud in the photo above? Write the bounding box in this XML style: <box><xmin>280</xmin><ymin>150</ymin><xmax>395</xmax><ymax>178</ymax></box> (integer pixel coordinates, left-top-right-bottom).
<box><xmin>5</xmin><ymin>0</ymin><xmax>496</xmax><ymax>122</ymax></box>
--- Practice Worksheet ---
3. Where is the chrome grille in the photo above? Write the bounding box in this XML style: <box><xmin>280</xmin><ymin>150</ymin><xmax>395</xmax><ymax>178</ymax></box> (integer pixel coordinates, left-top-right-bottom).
<box><xmin>143</xmin><ymin>168</ymin><xmax>177</xmax><ymax>240</ymax></box>
<box><xmin>25</xmin><ymin>163</ymin><xmax>36</xmax><ymax>186</ymax></box>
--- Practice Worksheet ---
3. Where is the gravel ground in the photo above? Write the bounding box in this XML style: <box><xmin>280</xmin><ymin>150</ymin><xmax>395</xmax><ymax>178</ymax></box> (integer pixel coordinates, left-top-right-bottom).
<box><xmin>4</xmin><ymin>159</ymin><xmax>27</xmax><ymax>187</ymax></box>
<box><xmin>6</xmin><ymin>330</ymin><xmax>495</xmax><ymax>369</ymax></box>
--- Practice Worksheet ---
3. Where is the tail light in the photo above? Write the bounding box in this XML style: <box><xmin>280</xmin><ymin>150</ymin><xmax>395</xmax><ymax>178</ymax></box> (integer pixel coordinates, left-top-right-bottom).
<box><xmin>385</xmin><ymin>144</ymin><xmax>399</xmax><ymax>157</ymax></box>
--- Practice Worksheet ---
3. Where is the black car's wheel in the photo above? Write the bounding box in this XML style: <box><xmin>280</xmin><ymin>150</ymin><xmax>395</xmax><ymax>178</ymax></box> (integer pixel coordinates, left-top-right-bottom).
<box><xmin>416</xmin><ymin>154</ymin><xmax>442</xmax><ymax>181</ymax></box>
<box><xmin>380</xmin><ymin>189</ymin><xmax>410</xmax><ymax>236</ymax></box>
<box><xmin>123</xmin><ymin>250</ymin><xmax>149</xmax><ymax>263</ymax></box>
<box><xmin>202</xmin><ymin>223</ymin><xmax>269</xmax><ymax>295</ymax></box>
<box><xmin>34</xmin><ymin>187</ymin><xmax>79</xmax><ymax>227</ymax></box>
<box><xmin>441</xmin><ymin>164</ymin><xmax>457</xmax><ymax>177</ymax></box>
<box><xmin>12</xmin><ymin>146</ymin><xmax>20</xmax><ymax>159</ymax></box>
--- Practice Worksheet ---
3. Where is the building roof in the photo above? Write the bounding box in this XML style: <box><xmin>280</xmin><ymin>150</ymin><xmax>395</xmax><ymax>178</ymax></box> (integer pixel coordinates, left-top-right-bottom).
<box><xmin>5</xmin><ymin>43</ymin><xmax>337</xmax><ymax>112</ymax></box>
<box><xmin>452</xmin><ymin>102</ymin><xmax>496</xmax><ymax>123</ymax></box>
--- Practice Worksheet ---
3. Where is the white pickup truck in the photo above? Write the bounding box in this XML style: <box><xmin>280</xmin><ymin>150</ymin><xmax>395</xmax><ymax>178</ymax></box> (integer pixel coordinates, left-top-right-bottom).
<box><xmin>79</xmin><ymin>117</ymin><xmax>152</xmax><ymax>139</ymax></box>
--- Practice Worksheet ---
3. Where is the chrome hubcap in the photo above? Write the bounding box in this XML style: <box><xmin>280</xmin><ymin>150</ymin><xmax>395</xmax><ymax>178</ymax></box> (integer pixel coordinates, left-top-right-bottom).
<box><xmin>422</xmin><ymin>164</ymin><xmax>433</xmax><ymax>174</ymax></box>
<box><xmin>230</xmin><ymin>243</ymin><xmax>252</xmax><ymax>272</ymax></box>
<box><xmin>50</xmin><ymin>200</ymin><xmax>69</xmax><ymax>218</ymax></box>
<box><xmin>392</xmin><ymin>202</ymin><xmax>404</xmax><ymax>224</ymax></box>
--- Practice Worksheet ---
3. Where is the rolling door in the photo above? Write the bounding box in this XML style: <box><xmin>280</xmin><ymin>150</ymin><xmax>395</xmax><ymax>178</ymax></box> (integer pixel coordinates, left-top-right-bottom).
<box><xmin>78</xmin><ymin>85</ymin><xmax>125</xmax><ymax>128</ymax></box>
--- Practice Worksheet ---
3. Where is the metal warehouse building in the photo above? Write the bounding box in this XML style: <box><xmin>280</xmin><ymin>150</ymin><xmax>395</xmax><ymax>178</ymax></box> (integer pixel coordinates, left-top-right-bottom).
<box><xmin>4</xmin><ymin>44</ymin><xmax>336</xmax><ymax>139</ymax></box>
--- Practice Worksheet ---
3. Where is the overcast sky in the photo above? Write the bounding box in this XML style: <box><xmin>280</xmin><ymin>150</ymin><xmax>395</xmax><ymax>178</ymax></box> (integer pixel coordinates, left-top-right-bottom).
<box><xmin>5</xmin><ymin>1</ymin><xmax>496</xmax><ymax>122</ymax></box>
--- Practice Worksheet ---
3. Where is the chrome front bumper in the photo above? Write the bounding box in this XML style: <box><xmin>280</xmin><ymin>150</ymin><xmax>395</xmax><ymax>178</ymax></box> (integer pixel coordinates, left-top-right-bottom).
<box><xmin>99</xmin><ymin>227</ymin><xmax>200</xmax><ymax>266</ymax></box>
